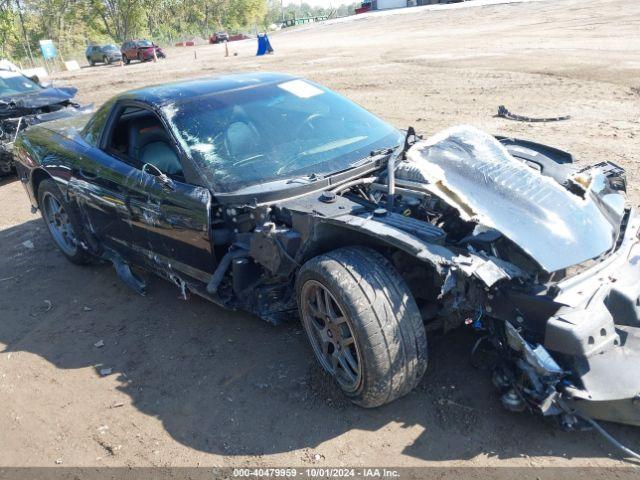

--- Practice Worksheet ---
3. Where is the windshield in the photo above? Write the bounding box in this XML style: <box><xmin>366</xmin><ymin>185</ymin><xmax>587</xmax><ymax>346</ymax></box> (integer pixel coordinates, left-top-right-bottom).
<box><xmin>103</xmin><ymin>45</ymin><xmax>119</xmax><ymax>51</ymax></box>
<box><xmin>164</xmin><ymin>79</ymin><xmax>401</xmax><ymax>192</ymax></box>
<box><xmin>137</xmin><ymin>40</ymin><xmax>153</xmax><ymax>47</ymax></box>
<box><xmin>0</xmin><ymin>71</ymin><xmax>41</xmax><ymax>98</ymax></box>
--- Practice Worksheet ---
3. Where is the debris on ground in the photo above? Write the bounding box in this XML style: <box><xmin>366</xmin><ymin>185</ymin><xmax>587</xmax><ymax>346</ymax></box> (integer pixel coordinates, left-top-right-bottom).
<box><xmin>496</xmin><ymin>104</ymin><xmax>571</xmax><ymax>122</ymax></box>
<box><xmin>21</xmin><ymin>240</ymin><xmax>34</xmax><ymax>249</ymax></box>
<box><xmin>99</xmin><ymin>368</ymin><xmax>112</xmax><ymax>376</ymax></box>
<box><xmin>94</xmin><ymin>340</ymin><xmax>105</xmax><ymax>348</ymax></box>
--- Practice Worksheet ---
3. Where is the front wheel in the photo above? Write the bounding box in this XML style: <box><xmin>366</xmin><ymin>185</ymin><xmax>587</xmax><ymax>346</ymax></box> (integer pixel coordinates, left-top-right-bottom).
<box><xmin>103</xmin><ymin>55</ymin><xmax>110</xmax><ymax>65</ymax></box>
<box><xmin>38</xmin><ymin>179</ymin><xmax>92</xmax><ymax>265</ymax></box>
<box><xmin>296</xmin><ymin>246</ymin><xmax>428</xmax><ymax>408</ymax></box>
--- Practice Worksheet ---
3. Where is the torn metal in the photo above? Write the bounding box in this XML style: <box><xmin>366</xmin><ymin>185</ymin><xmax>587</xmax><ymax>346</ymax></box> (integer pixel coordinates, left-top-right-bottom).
<box><xmin>0</xmin><ymin>77</ymin><xmax>91</xmax><ymax>176</ymax></box>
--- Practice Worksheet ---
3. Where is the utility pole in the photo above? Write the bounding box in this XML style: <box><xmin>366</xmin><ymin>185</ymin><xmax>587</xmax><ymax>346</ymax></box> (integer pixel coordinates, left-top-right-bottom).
<box><xmin>15</xmin><ymin>0</ymin><xmax>35</xmax><ymax>65</ymax></box>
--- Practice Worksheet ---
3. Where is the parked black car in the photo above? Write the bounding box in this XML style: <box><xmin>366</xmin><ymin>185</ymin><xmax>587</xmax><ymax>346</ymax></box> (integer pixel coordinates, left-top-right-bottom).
<box><xmin>85</xmin><ymin>44</ymin><xmax>122</xmax><ymax>66</ymax></box>
<box><xmin>0</xmin><ymin>68</ymin><xmax>90</xmax><ymax>176</ymax></box>
<box><xmin>12</xmin><ymin>73</ymin><xmax>640</xmax><ymax>432</ymax></box>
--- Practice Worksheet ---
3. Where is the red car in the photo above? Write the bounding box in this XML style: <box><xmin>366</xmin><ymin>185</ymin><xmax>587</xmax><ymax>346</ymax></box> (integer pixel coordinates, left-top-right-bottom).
<box><xmin>121</xmin><ymin>40</ymin><xmax>166</xmax><ymax>64</ymax></box>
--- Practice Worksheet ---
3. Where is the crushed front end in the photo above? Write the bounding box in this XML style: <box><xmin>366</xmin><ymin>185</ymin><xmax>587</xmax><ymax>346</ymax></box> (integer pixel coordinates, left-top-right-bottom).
<box><xmin>485</xmin><ymin>209</ymin><xmax>640</xmax><ymax>427</ymax></box>
<box><xmin>0</xmin><ymin>86</ymin><xmax>91</xmax><ymax>176</ymax></box>
<box><xmin>399</xmin><ymin>125</ymin><xmax>640</xmax><ymax>428</ymax></box>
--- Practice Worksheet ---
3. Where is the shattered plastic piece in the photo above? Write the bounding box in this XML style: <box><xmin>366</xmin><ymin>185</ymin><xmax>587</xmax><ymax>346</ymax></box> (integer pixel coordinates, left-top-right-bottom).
<box><xmin>99</xmin><ymin>368</ymin><xmax>112</xmax><ymax>376</ymax></box>
<box><xmin>94</xmin><ymin>340</ymin><xmax>104</xmax><ymax>348</ymax></box>
<box><xmin>21</xmin><ymin>240</ymin><xmax>34</xmax><ymax>249</ymax></box>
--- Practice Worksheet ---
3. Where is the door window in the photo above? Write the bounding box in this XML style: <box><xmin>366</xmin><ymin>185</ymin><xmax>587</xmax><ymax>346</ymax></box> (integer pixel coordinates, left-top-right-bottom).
<box><xmin>104</xmin><ymin>106</ymin><xmax>185</xmax><ymax>181</ymax></box>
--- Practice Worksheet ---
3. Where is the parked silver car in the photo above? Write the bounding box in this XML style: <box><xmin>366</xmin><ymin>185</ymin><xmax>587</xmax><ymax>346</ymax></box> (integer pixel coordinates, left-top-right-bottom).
<box><xmin>85</xmin><ymin>44</ymin><xmax>122</xmax><ymax>66</ymax></box>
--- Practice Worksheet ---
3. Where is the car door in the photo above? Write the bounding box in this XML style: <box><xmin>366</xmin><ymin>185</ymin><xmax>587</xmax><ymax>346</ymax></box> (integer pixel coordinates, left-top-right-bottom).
<box><xmin>67</xmin><ymin>136</ymin><xmax>142</xmax><ymax>260</ymax></box>
<box><xmin>105</xmin><ymin>102</ymin><xmax>215</xmax><ymax>287</ymax></box>
<box><xmin>125</xmin><ymin>173</ymin><xmax>215</xmax><ymax>287</ymax></box>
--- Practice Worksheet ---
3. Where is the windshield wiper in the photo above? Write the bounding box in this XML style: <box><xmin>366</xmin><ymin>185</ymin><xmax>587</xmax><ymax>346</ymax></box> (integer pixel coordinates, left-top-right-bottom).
<box><xmin>316</xmin><ymin>147</ymin><xmax>397</xmax><ymax>178</ymax></box>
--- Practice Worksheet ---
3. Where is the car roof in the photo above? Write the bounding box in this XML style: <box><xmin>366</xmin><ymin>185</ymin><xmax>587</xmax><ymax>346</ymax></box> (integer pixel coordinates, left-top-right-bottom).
<box><xmin>117</xmin><ymin>72</ymin><xmax>298</xmax><ymax>106</ymax></box>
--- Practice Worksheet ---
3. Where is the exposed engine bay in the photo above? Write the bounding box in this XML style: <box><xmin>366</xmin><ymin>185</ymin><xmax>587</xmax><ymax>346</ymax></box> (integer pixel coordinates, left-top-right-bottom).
<box><xmin>208</xmin><ymin>126</ymin><xmax>639</xmax><ymax>432</ymax></box>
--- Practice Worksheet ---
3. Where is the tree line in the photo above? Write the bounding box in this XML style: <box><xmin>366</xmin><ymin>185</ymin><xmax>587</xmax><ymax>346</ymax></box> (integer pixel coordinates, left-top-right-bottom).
<box><xmin>0</xmin><ymin>0</ymin><xmax>355</xmax><ymax>64</ymax></box>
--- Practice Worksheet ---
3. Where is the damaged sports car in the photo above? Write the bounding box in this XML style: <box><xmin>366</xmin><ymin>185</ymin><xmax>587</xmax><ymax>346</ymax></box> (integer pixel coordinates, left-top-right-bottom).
<box><xmin>0</xmin><ymin>67</ymin><xmax>91</xmax><ymax>176</ymax></box>
<box><xmin>13</xmin><ymin>73</ymin><xmax>640</xmax><ymax>433</ymax></box>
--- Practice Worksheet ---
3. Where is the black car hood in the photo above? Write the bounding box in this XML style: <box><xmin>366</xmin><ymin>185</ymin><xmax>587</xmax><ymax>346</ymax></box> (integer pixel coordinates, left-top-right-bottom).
<box><xmin>0</xmin><ymin>86</ymin><xmax>78</xmax><ymax>114</ymax></box>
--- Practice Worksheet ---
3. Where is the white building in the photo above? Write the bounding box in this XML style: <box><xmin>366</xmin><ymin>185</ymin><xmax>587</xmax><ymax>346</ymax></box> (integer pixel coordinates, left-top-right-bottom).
<box><xmin>372</xmin><ymin>0</ymin><xmax>454</xmax><ymax>10</ymax></box>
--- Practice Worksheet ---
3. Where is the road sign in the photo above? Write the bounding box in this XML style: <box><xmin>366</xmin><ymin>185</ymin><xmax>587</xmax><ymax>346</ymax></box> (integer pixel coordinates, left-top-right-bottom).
<box><xmin>39</xmin><ymin>39</ymin><xmax>57</xmax><ymax>60</ymax></box>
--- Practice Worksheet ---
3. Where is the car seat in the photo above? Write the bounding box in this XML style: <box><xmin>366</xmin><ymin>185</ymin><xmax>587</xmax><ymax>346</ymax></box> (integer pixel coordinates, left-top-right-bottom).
<box><xmin>128</xmin><ymin>115</ymin><xmax>183</xmax><ymax>176</ymax></box>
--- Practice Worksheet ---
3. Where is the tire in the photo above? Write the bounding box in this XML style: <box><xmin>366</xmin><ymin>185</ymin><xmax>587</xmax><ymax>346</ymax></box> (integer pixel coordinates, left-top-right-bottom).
<box><xmin>103</xmin><ymin>55</ymin><xmax>110</xmax><ymax>65</ymax></box>
<box><xmin>0</xmin><ymin>158</ymin><xmax>13</xmax><ymax>176</ymax></box>
<box><xmin>37</xmin><ymin>179</ymin><xmax>92</xmax><ymax>265</ymax></box>
<box><xmin>87</xmin><ymin>57</ymin><xmax>94</xmax><ymax>66</ymax></box>
<box><xmin>124</xmin><ymin>57</ymin><xmax>130</xmax><ymax>65</ymax></box>
<box><xmin>296</xmin><ymin>246</ymin><xmax>428</xmax><ymax>408</ymax></box>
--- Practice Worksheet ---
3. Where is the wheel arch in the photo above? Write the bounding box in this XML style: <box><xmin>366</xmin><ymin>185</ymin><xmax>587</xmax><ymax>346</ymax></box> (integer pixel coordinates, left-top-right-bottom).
<box><xmin>297</xmin><ymin>216</ymin><xmax>455</xmax><ymax>277</ymax></box>
<box><xmin>31</xmin><ymin>168</ymin><xmax>54</xmax><ymax>208</ymax></box>
<box><xmin>292</xmin><ymin>219</ymin><xmax>451</xmax><ymax>308</ymax></box>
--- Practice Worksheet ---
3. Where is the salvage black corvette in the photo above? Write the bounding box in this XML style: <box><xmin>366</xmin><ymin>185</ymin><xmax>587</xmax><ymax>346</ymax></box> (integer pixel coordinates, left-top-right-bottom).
<box><xmin>0</xmin><ymin>68</ymin><xmax>90</xmax><ymax>176</ymax></box>
<box><xmin>13</xmin><ymin>73</ymin><xmax>640</xmax><ymax>432</ymax></box>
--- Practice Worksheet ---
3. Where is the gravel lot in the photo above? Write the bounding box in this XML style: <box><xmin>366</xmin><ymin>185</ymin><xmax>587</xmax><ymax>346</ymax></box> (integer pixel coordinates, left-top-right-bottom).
<box><xmin>1</xmin><ymin>0</ymin><xmax>640</xmax><ymax>469</ymax></box>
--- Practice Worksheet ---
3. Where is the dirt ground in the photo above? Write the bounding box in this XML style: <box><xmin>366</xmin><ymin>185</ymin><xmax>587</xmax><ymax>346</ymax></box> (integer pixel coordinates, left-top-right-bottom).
<box><xmin>1</xmin><ymin>0</ymin><xmax>640</xmax><ymax>470</ymax></box>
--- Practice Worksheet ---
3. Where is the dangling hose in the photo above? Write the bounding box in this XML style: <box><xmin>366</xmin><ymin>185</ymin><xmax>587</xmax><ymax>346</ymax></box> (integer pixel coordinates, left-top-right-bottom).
<box><xmin>577</xmin><ymin>413</ymin><xmax>640</xmax><ymax>462</ymax></box>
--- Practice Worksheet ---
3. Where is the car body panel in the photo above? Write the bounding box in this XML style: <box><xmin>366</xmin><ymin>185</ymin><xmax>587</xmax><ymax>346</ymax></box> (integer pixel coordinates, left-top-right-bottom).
<box><xmin>404</xmin><ymin>126</ymin><xmax>624</xmax><ymax>272</ymax></box>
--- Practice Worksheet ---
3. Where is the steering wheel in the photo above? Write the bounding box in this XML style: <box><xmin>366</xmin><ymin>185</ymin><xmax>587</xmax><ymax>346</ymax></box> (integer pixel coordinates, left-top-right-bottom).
<box><xmin>294</xmin><ymin>113</ymin><xmax>328</xmax><ymax>138</ymax></box>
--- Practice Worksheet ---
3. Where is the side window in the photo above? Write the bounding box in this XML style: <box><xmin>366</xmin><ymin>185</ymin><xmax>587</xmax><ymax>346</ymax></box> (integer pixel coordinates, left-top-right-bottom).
<box><xmin>104</xmin><ymin>105</ymin><xmax>185</xmax><ymax>180</ymax></box>
<box><xmin>82</xmin><ymin>99</ymin><xmax>115</xmax><ymax>147</ymax></box>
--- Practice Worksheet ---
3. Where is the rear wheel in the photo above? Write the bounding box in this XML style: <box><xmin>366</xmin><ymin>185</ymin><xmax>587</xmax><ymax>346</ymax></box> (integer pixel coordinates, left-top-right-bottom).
<box><xmin>38</xmin><ymin>179</ymin><xmax>91</xmax><ymax>265</ymax></box>
<box><xmin>87</xmin><ymin>57</ymin><xmax>94</xmax><ymax>66</ymax></box>
<box><xmin>296</xmin><ymin>246</ymin><xmax>428</xmax><ymax>407</ymax></box>
<box><xmin>124</xmin><ymin>57</ymin><xmax>130</xmax><ymax>65</ymax></box>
